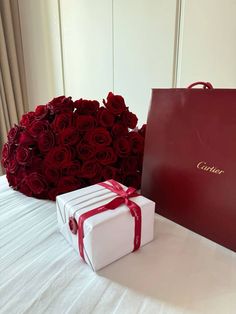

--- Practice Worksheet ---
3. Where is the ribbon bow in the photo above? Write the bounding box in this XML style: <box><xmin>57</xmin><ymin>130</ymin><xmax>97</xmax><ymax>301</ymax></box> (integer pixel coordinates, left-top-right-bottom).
<box><xmin>69</xmin><ymin>179</ymin><xmax>142</xmax><ymax>261</ymax></box>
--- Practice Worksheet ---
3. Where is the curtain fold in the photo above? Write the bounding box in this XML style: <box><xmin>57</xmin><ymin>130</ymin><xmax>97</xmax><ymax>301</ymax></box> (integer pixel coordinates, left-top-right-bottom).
<box><xmin>0</xmin><ymin>0</ymin><xmax>28</xmax><ymax>175</ymax></box>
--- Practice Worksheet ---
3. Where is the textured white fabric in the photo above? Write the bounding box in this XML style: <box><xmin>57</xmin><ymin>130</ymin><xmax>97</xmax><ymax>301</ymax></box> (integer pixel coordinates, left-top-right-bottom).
<box><xmin>1</xmin><ymin>175</ymin><xmax>236</xmax><ymax>314</ymax></box>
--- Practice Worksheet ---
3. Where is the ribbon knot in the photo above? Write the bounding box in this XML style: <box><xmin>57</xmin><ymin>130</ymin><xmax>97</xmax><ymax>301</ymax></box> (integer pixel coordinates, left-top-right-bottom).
<box><xmin>102</xmin><ymin>181</ymin><xmax>138</xmax><ymax>198</ymax></box>
<box><xmin>72</xmin><ymin>179</ymin><xmax>142</xmax><ymax>261</ymax></box>
<box><xmin>118</xmin><ymin>191</ymin><xmax>128</xmax><ymax>198</ymax></box>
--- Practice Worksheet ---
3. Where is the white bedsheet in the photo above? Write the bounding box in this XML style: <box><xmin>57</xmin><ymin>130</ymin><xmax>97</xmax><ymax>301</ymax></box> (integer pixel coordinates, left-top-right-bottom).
<box><xmin>1</xmin><ymin>175</ymin><xmax>236</xmax><ymax>314</ymax></box>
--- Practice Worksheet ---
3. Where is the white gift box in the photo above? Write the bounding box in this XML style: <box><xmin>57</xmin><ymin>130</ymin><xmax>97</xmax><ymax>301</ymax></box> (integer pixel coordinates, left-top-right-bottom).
<box><xmin>56</xmin><ymin>180</ymin><xmax>155</xmax><ymax>271</ymax></box>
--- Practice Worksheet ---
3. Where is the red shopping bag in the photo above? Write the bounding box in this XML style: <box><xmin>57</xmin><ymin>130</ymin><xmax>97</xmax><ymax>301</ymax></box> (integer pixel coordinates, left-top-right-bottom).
<box><xmin>142</xmin><ymin>82</ymin><xmax>236</xmax><ymax>251</ymax></box>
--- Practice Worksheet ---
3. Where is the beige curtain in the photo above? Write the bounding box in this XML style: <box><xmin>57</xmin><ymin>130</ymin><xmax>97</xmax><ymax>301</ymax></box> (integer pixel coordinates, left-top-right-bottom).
<box><xmin>0</xmin><ymin>0</ymin><xmax>28</xmax><ymax>175</ymax></box>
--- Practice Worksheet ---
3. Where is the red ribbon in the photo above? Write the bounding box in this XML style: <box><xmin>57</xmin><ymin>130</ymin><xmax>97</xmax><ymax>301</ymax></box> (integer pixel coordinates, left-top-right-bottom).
<box><xmin>73</xmin><ymin>179</ymin><xmax>142</xmax><ymax>261</ymax></box>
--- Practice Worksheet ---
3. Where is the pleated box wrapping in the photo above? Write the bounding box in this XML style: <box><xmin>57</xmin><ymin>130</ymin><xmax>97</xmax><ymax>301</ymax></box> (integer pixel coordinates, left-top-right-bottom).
<box><xmin>56</xmin><ymin>180</ymin><xmax>155</xmax><ymax>271</ymax></box>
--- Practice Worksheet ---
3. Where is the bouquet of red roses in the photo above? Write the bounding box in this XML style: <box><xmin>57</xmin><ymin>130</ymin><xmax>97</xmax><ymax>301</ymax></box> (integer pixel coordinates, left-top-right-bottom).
<box><xmin>1</xmin><ymin>92</ymin><xmax>146</xmax><ymax>200</ymax></box>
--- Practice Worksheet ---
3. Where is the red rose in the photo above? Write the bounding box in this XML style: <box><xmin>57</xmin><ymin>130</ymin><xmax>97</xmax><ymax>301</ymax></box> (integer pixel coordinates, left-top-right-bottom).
<box><xmin>1</xmin><ymin>143</ymin><xmax>12</xmax><ymax>166</ymax></box>
<box><xmin>74</xmin><ymin>99</ymin><xmax>99</xmax><ymax>115</ymax></box>
<box><xmin>1</xmin><ymin>159</ymin><xmax>8</xmax><ymax>169</ymax></box>
<box><xmin>7</xmin><ymin>125</ymin><xmax>22</xmax><ymax>143</ymax></box>
<box><xmin>15</xmin><ymin>167</ymin><xmax>28</xmax><ymax>185</ymax></box>
<box><xmin>86</xmin><ymin>127</ymin><xmax>112</xmax><ymax>146</ymax></box>
<box><xmin>103</xmin><ymin>92</ymin><xmax>126</xmax><ymax>114</ymax></box>
<box><xmin>18</xmin><ymin>131</ymin><xmax>35</xmax><ymax>146</ymax></box>
<box><xmin>121</xmin><ymin>111</ymin><xmax>138</xmax><ymax>129</ymax></box>
<box><xmin>47</xmin><ymin>96</ymin><xmax>74</xmax><ymax>113</ymax></box>
<box><xmin>128</xmin><ymin>132</ymin><xmax>144</xmax><ymax>154</ymax></box>
<box><xmin>28</xmin><ymin>120</ymin><xmax>50</xmax><ymax>137</ymax></box>
<box><xmin>102</xmin><ymin>166</ymin><xmax>121</xmax><ymax>181</ymax></box>
<box><xmin>96</xmin><ymin>147</ymin><xmax>117</xmax><ymax>165</ymax></box>
<box><xmin>48</xmin><ymin>188</ymin><xmax>61</xmax><ymax>201</ymax></box>
<box><xmin>62</xmin><ymin>162</ymin><xmax>81</xmax><ymax>176</ymax></box>
<box><xmin>124</xmin><ymin>172</ymin><xmax>141</xmax><ymax>189</ymax></box>
<box><xmin>76</xmin><ymin>143</ymin><xmax>95</xmax><ymax>160</ymax></box>
<box><xmin>76</xmin><ymin>115</ymin><xmax>95</xmax><ymax>132</ymax></box>
<box><xmin>138</xmin><ymin>124</ymin><xmax>146</xmax><ymax>138</ymax></box>
<box><xmin>25</xmin><ymin>172</ymin><xmax>48</xmax><ymax>195</ymax></box>
<box><xmin>2</xmin><ymin>92</ymin><xmax>143</xmax><ymax>201</ymax></box>
<box><xmin>81</xmin><ymin>160</ymin><xmax>102</xmax><ymax>178</ymax></box>
<box><xmin>59</xmin><ymin>128</ymin><xmax>79</xmax><ymax>145</ymax></box>
<box><xmin>18</xmin><ymin>181</ymin><xmax>33</xmax><ymax>197</ymax></box>
<box><xmin>35</xmin><ymin>105</ymin><xmax>49</xmax><ymax>120</ymax></box>
<box><xmin>7</xmin><ymin>156</ymin><xmax>18</xmax><ymax>174</ymax></box>
<box><xmin>97</xmin><ymin>107</ymin><xmax>114</xmax><ymax>127</ymax></box>
<box><xmin>111</xmin><ymin>123</ymin><xmax>128</xmax><ymax>137</ymax></box>
<box><xmin>6</xmin><ymin>172</ymin><xmax>18</xmax><ymax>188</ymax></box>
<box><xmin>120</xmin><ymin>156</ymin><xmax>138</xmax><ymax>174</ymax></box>
<box><xmin>52</xmin><ymin>112</ymin><xmax>73</xmax><ymax>130</ymax></box>
<box><xmin>114</xmin><ymin>137</ymin><xmax>131</xmax><ymax>157</ymax></box>
<box><xmin>30</xmin><ymin>156</ymin><xmax>44</xmax><ymax>173</ymax></box>
<box><xmin>88</xmin><ymin>176</ymin><xmax>102</xmax><ymax>185</ymax></box>
<box><xmin>44</xmin><ymin>166</ymin><xmax>61</xmax><ymax>183</ymax></box>
<box><xmin>45</xmin><ymin>145</ymin><xmax>72</xmax><ymax>168</ymax></box>
<box><xmin>38</xmin><ymin>130</ymin><xmax>55</xmax><ymax>153</ymax></box>
<box><xmin>58</xmin><ymin>176</ymin><xmax>82</xmax><ymax>190</ymax></box>
<box><xmin>16</xmin><ymin>146</ymin><xmax>32</xmax><ymax>165</ymax></box>
<box><xmin>1</xmin><ymin>158</ymin><xmax>8</xmax><ymax>169</ymax></box>
<box><xmin>20</xmin><ymin>112</ymin><xmax>36</xmax><ymax>127</ymax></box>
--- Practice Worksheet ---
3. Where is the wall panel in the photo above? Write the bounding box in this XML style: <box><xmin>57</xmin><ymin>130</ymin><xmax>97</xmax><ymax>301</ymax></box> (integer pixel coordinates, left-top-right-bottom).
<box><xmin>60</xmin><ymin>0</ymin><xmax>113</xmax><ymax>102</ymax></box>
<box><xmin>177</xmin><ymin>0</ymin><xmax>236</xmax><ymax>87</ymax></box>
<box><xmin>113</xmin><ymin>0</ymin><xmax>178</xmax><ymax>124</ymax></box>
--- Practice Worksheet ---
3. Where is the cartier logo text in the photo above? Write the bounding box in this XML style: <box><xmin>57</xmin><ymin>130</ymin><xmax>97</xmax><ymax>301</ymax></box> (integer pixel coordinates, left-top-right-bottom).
<box><xmin>197</xmin><ymin>162</ymin><xmax>224</xmax><ymax>175</ymax></box>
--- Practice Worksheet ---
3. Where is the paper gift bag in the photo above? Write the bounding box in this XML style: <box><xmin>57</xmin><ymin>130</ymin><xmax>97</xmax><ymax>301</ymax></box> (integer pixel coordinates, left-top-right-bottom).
<box><xmin>142</xmin><ymin>81</ymin><xmax>236</xmax><ymax>251</ymax></box>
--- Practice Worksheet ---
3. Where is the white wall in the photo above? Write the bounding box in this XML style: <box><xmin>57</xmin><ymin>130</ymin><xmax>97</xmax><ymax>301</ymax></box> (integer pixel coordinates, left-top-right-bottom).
<box><xmin>19</xmin><ymin>0</ymin><xmax>178</xmax><ymax>122</ymax></box>
<box><xmin>19</xmin><ymin>0</ymin><xmax>64</xmax><ymax>110</ymax></box>
<box><xmin>113</xmin><ymin>0</ymin><xmax>177</xmax><ymax>124</ymax></box>
<box><xmin>60</xmin><ymin>0</ymin><xmax>177</xmax><ymax>125</ymax></box>
<box><xmin>18</xmin><ymin>0</ymin><xmax>236</xmax><ymax>120</ymax></box>
<box><xmin>59</xmin><ymin>0</ymin><xmax>113</xmax><ymax>101</ymax></box>
<box><xmin>177</xmin><ymin>0</ymin><xmax>236</xmax><ymax>88</ymax></box>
